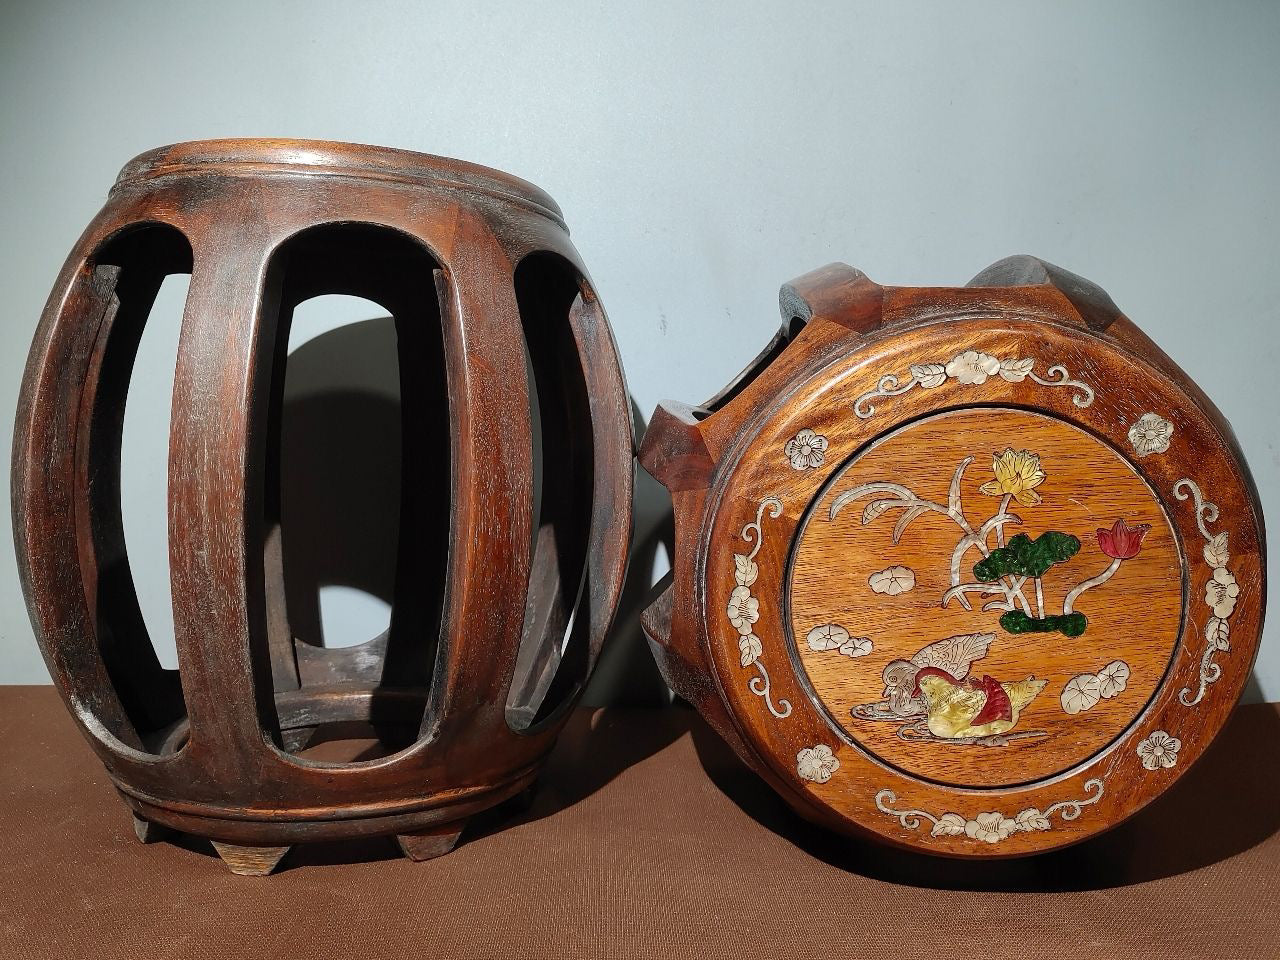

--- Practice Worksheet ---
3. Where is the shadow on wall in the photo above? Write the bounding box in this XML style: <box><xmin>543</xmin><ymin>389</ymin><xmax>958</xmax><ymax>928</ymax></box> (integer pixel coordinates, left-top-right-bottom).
<box><xmin>582</xmin><ymin>399</ymin><xmax>674</xmax><ymax>708</ymax></box>
<box><xmin>280</xmin><ymin>318</ymin><xmax>401</xmax><ymax>647</ymax></box>
<box><xmin>279</xmin><ymin>316</ymin><xmax>673</xmax><ymax>706</ymax></box>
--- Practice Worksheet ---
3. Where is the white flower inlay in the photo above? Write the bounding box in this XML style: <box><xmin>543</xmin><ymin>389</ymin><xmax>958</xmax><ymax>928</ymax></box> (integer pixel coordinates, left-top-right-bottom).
<box><xmin>965</xmin><ymin>811</ymin><xmax>1018</xmax><ymax>844</ymax></box>
<box><xmin>854</xmin><ymin>349</ymin><xmax>1094</xmax><ymax>418</ymax></box>
<box><xmin>784</xmin><ymin>428</ymin><xmax>829</xmax><ymax>470</ymax></box>
<box><xmin>1204</xmin><ymin>567</ymin><xmax>1240</xmax><ymax>618</ymax></box>
<box><xmin>728</xmin><ymin>498</ymin><xmax>791</xmax><ymax>719</ymax></box>
<box><xmin>806</xmin><ymin>623</ymin><xmax>848</xmax><ymax>651</ymax></box>
<box><xmin>726</xmin><ymin>585</ymin><xmax>759</xmax><ymax>635</ymax></box>
<box><xmin>1128</xmin><ymin>413</ymin><xmax>1174</xmax><ymax>457</ymax></box>
<box><xmin>945</xmin><ymin>350</ymin><xmax>1001</xmax><ymax>385</ymax></box>
<box><xmin>877</xmin><ymin>780</ymin><xmax>1105</xmax><ymax>845</ymax></box>
<box><xmin>1137</xmin><ymin>730</ymin><xmax>1181</xmax><ymax>770</ymax></box>
<box><xmin>1175</xmin><ymin>479</ymin><xmax>1239</xmax><ymax>707</ymax></box>
<box><xmin>868</xmin><ymin>565</ymin><xmax>916</xmax><ymax>596</ymax></box>
<box><xmin>797</xmin><ymin>744</ymin><xmax>840</xmax><ymax>783</ymax></box>
<box><xmin>875</xmin><ymin>783</ymin><xmax>1105</xmax><ymax>849</ymax></box>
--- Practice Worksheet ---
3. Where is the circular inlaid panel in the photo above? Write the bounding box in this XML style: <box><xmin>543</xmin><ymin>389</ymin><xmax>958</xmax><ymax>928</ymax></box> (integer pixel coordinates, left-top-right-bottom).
<box><xmin>788</xmin><ymin>407</ymin><xmax>1184</xmax><ymax>789</ymax></box>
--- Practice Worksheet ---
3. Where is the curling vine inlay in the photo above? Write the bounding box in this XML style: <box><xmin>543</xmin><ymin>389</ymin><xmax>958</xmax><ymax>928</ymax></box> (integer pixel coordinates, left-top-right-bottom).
<box><xmin>729</xmin><ymin>497</ymin><xmax>792</xmax><ymax>718</ymax></box>
<box><xmin>1174</xmin><ymin>479</ymin><xmax>1237</xmax><ymax>706</ymax></box>
<box><xmin>853</xmin><ymin>349</ymin><xmax>1094</xmax><ymax>419</ymax></box>
<box><xmin>875</xmin><ymin>779</ymin><xmax>1105</xmax><ymax>844</ymax></box>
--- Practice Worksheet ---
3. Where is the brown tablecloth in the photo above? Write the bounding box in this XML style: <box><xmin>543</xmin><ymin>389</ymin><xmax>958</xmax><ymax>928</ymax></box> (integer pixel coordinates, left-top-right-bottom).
<box><xmin>1</xmin><ymin>686</ymin><xmax>1277</xmax><ymax>959</ymax></box>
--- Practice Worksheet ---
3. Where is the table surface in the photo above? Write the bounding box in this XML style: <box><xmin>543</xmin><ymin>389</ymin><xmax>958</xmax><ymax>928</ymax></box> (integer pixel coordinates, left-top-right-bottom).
<box><xmin>1</xmin><ymin>686</ymin><xmax>1277</xmax><ymax>960</ymax></box>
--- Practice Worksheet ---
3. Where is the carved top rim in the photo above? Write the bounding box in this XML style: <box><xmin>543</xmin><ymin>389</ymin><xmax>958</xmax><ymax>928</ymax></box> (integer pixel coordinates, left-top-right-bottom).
<box><xmin>113</xmin><ymin>138</ymin><xmax>564</xmax><ymax>221</ymax></box>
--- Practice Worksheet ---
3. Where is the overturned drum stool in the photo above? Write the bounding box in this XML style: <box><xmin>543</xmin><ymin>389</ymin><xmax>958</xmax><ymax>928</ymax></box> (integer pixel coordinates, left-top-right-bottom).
<box><xmin>13</xmin><ymin>140</ymin><xmax>633</xmax><ymax>874</ymax></box>
<box><xmin>641</xmin><ymin>257</ymin><xmax>1265</xmax><ymax>857</ymax></box>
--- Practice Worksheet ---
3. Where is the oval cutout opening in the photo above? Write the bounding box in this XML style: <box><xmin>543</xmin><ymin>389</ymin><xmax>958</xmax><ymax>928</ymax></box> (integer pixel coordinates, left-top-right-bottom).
<box><xmin>257</xmin><ymin>224</ymin><xmax>449</xmax><ymax>761</ymax></box>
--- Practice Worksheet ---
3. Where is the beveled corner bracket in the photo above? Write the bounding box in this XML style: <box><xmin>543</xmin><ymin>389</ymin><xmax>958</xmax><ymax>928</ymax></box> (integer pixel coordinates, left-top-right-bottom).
<box><xmin>967</xmin><ymin>255</ymin><xmax>1124</xmax><ymax>332</ymax></box>
<box><xmin>638</xmin><ymin>402</ymin><xmax>715</xmax><ymax>492</ymax></box>
<box><xmin>779</xmin><ymin>262</ymin><xmax>885</xmax><ymax>335</ymax></box>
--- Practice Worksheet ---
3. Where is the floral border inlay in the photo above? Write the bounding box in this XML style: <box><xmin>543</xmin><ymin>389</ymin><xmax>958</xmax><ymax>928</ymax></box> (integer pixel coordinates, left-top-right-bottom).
<box><xmin>1173</xmin><ymin>479</ymin><xmax>1237</xmax><ymax>706</ymax></box>
<box><xmin>875</xmin><ymin>779</ymin><xmax>1104</xmax><ymax>845</ymax></box>
<box><xmin>853</xmin><ymin>349</ymin><xmax>1095</xmax><ymax>419</ymax></box>
<box><xmin>728</xmin><ymin>497</ymin><xmax>792</xmax><ymax>718</ymax></box>
<box><xmin>1137</xmin><ymin>730</ymin><xmax>1181</xmax><ymax>769</ymax></box>
<box><xmin>797</xmin><ymin>744</ymin><xmax>839</xmax><ymax>783</ymax></box>
<box><xmin>784</xmin><ymin>428</ymin><xmax>828</xmax><ymax>470</ymax></box>
<box><xmin>1128</xmin><ymin>412</ymin><xmax>1174</xmax><ymax>457</ymax></box>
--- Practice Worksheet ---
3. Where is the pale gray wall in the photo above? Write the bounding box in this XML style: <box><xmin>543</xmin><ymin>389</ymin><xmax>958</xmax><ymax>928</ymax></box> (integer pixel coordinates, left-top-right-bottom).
<box><xmin>0</xmin><ymin>0</ymin><xmax>1276</xmax><ymax>701</ymax></box>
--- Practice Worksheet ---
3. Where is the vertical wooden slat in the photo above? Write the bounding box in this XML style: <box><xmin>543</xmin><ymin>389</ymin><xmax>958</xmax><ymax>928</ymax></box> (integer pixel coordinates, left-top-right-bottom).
<box><xmin>561</xmin><ymin>285</ymin><xmax>635</xmax><ymax>679</ymax></box>
<box><xmin>421</xmin><ymin>220</ymin><xmax>534</xmax><ymax>742</ymax></box>
<box><xmin>14</xmin><ymin>258</ymin><xmax>145</xmax><ymax>750</ymax></box>
<box><xmin>168</xmin><ymin>219</ymin><xmax>281</xmax><ymax>770</ymax></box>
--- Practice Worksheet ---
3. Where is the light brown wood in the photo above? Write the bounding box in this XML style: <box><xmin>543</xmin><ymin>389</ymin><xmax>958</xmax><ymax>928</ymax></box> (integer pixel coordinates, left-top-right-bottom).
<box><xmin>641</xmin><ymin>257</ymin><xmax>1267</xmax><ymax>857</ymax></box>
<box><xmin>790</xmin><ymin>407</ymin><xmax>1182</xmax><ymax>788</ymax></box>
<box><xmin>210</xmin><ymin>841</ymin><xmax>292</xmax><ymax>877</ymax></box>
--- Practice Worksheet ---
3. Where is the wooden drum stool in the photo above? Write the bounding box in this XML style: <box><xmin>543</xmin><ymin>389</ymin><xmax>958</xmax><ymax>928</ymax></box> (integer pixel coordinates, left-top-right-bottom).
<box><xmin>12</xmin><ymin>140</ymin><xmax>633</xmax><ymax>874</ymax></box>
<box><xmin>640</xmin><ymin>257</ymin><xmax>1265</xmax><ymax>857</ymax></box>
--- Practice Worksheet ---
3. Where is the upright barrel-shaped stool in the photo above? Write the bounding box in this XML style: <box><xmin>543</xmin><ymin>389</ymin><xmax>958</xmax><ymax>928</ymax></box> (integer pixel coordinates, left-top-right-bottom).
<box><xmin>12</xmin><ymin>140</ymin><xmax>633</xmax><ymax>874</ymax></box>
<box><xmin>641</xmin><ymin>257</ymin><xmax>1265</xmax><ymax>857</ymax></box>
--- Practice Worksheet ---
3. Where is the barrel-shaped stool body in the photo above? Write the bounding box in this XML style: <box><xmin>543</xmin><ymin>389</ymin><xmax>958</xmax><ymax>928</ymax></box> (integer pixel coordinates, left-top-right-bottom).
<box><xmin>12</xmin><ymin>140</ymin><xmax>633</xmax><ymax>873</ymax></box>
<box><xmin>640</xmin><ymin>257</ymin><xmax>1265</xmax><ymax>858</ymax></box>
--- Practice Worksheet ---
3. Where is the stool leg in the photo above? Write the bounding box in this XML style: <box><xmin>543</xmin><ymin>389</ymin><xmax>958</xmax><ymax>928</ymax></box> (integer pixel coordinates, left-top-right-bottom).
<box><xmin>211</xmin><ymin>841</ymin><xmax>292</xmax><ymax>876</ymax></box>
<box><xmin>132</xmin><ymin>814</ymin><xmax>169</xmax><ymax>844</ymax></box>
<box><xmin>396</xmin><ymin>821</ymin><xmax>464</xmax><ymax>862</ymax></box>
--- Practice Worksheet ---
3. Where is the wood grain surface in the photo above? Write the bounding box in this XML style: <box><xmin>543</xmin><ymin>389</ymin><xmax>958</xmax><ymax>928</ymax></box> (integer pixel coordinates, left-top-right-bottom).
<box><xmin>790</xmin><ymin>407</ymin><xmax>1182</xmax><ymax>788</ymax></box>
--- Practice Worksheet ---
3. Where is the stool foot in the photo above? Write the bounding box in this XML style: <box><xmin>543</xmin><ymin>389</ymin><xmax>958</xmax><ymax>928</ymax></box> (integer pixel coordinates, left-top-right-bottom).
<box><xmin>396</xmin><ymin>822</ymin><xmax>464</xmax><ymax>862</ymax></box>
<box><xmin>211</xmin><ymin>841</ymin><xmax>292</xmax><ymax>876</ymax></box>
<box><xmin>510</xmin><ymin>783</ymin><xmax>538</xmax><ymax>813</ymax></box>
<box><xmin>132</xmin><ymin>814</ymin><xmax>168</xmax><ymax>844</ymax></box>
<box><xmin>280</xmin><ymin>727</ymin><xmax>314</xmax><ymax>753</ymax></box>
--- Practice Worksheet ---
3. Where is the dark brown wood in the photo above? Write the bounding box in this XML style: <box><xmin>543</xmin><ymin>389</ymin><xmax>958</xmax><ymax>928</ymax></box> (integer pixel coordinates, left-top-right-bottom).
<box><xmin>11</xmin><ymin>139</ymin><xmax>634</xmax><ymax>872</ymax></box>
<box><xmin>395</xmin><ymin>822</ymin><xmax>464</xmax><ymax>862</ymax></box>
<box><xmin>131</xmin><ymin>814</ymin><xmax>167</xmax><ymax>844</ymax></box>
<box><xmin>640</xmin><ymin>257</ymin><xmax>1266</xmax><ymax>857</ymax></box>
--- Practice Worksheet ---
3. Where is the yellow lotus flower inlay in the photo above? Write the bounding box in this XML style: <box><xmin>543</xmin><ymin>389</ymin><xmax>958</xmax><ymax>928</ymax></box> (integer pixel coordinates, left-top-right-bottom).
<box><xmin>978</xmin><ymin>448</ymin><xmax>1046</xmax><ymax>506</ymax></box>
